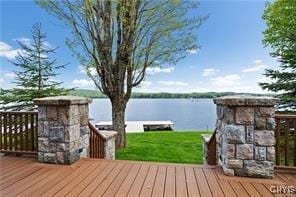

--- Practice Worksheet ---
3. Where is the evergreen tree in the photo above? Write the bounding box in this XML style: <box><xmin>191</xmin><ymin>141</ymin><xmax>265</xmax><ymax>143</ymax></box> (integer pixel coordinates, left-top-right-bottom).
<box><xmin>0</xmin><ymin>23</ymin><xmax>70</xmax><ymax>111</ymax></box>
<box><xmin>260</xmin><ymin>0</ymin><xmax>296</xmax><ymax>108</ymax></box>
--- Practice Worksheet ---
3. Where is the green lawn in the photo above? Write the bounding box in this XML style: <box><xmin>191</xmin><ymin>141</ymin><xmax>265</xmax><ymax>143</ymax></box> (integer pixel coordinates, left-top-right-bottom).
<box><xmin>116</xmin><ymin>131</ymin><xmax>212</xmax><ymax>164</ymax></box>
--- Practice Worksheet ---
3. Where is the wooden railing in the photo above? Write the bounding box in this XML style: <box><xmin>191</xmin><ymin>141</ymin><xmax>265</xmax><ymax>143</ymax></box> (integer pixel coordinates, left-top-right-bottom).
<box><xmin>88</xmin><ymin>121</ymin><xmax>105</xmax><ymax>159</ymax></box>
<box><xmin>0</xmin><ymin>111</ymin><xmax>38</xmax><ymax>154</ymax></box>
<box><xmin>206</xmin><ymin>130</ymin><xmax>217</xmax><ymax>165</ymax></box>
<box><xmin>274</xmin><ymin>114</ymin><xmax>296</xmax><ymax>167</ymax></box>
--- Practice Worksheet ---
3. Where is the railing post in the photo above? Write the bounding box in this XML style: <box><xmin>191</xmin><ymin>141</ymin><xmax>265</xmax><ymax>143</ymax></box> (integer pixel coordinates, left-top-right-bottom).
<box><xmin>33</xmin><ymin>96</ymin><xmax>92</xmax><ymax>164</ymax></box>
<box><xmin>202</xmin><ymin>133</ymin><xmax>216</xmax><ymax>165</ymax></box>
<box><xmin>214</xmin><ymin>95</ymin><xmax>279</xmax><ymax>178</ymax></box>
<box><xmin>98</xmin><ymin>130</ymin><xmax>117</xmax><ymax>159</ymax></box>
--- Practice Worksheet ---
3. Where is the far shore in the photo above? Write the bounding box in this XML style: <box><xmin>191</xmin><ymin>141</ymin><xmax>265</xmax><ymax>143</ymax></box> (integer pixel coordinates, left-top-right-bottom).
<box><xmin>68</xmin><ymin>89</ymin><xmax>275</xmax><ymax>99</ymax></box>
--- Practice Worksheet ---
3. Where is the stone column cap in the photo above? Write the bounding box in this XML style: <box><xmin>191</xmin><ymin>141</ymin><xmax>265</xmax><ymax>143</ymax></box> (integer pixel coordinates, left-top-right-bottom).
<box><xmin>98</xmin><ymin>130</ymin><xmax>118</xmax><ymax>140</ymax></box>
<box><xmin>213</xmin><ymin>95</ymin><xmax>280</xmax><ymax>106</ymax></box>
<box><xmin>33</xmin><ymin>96</ymin><xmax>92</xmax><ymax>105</ymax></box>
<box><xmin>201</xmin><ymin>134</ymin><xmax>211</xmax><ymax>143</ymax></box>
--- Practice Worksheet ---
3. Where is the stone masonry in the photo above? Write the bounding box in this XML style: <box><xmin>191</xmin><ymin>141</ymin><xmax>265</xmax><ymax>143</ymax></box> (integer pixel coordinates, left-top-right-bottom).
<box><xmin>98</xmin><ymin>130</ymin><xmax>117</xmax><ymax>160</ymax></box>
<box><xmin>214</xmin><ymin>95</ymin><xmax>279</xmax><ymax>178</ymax></box>
<box><xmin>33</xmin><ymin>96</ymin><xmax>92</xmax><ymax>164</ymax></box>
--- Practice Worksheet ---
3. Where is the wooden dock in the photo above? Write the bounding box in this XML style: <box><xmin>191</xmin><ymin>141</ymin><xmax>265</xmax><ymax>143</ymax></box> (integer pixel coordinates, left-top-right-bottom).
<box><xmin>1</xmin><ymin>156</ymin><xmax>295</xmax><ymax>196</ymax></box>
<box><xmin>95</xmin><ymin>121</ymin><xmax>174</xmax><ymax>132</ymax></box>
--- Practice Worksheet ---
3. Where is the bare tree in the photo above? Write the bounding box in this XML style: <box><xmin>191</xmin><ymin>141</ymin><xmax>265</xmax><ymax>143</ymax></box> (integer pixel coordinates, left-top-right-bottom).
<box><xmin>37</xmin><ymin>0</ymin><xmax>206</xmax><ymax>148</ymax></box>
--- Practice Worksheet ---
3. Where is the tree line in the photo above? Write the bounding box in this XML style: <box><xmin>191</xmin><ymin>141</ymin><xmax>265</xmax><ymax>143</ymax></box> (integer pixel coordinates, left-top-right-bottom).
<box><xmin>68</xmin><ymin>89</ymin><xmax>274</xmax><ymax>99</ymax></box>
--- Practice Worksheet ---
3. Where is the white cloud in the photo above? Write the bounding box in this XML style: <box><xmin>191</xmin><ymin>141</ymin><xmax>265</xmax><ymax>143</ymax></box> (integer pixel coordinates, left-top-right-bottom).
<box><xmin>146</xmin><ymin>66</ymin><xmax>175</xmax><ymax>74</ymax></box>
<box><xmin>187</xmin><ymin>49</ymin><xmax>198</xmax><ymax>54</ymax></box>
<box><xmin>211</xmin><ymin>74</ymin><xmax>241</xmax><ymax>87</ymax></box>
<box><xmin>157</xmin><ymin>81</ymin><xmax>188</xmax><ymax>86</ymax></box>
<box><xmin>202</xmin><ymin>68</ymin><xmax>220</xmax><ymax>77</ymax></box>
<box><xmin>78</xmin><ymin>65</ymin><xmax>96</xmax><ymax>76</ymax></box>
<box><xmin>212</xmin><ymin>86</ymin><xmax>253</xmax><ymax>93</ymax></box>
<box><xmin>253</xmin><ymin>59</ymin><xmax>262</xmax><ymax>64</ymax></box>
<box><xmin>141</xmin><ymin>81</ymin><xmax>152</xmax><ymax>86</ymax></box>
<box><xmin>43</xmin><ymin>41</ymin><xmax>52</xmax><ymax>49</ymax></box>
<box><xmin>49</xmin><ymin>78</ymin><xmax>61</xmax><ymax>83</ymax></box>
<box><xmin>72</xmin><ymin>79</ymin><xmax>94</xmax><ymax>88</ymax></box>
<box><xmin>136</xmin><ymin>81</ymin><xmax>191</xmax><ymax>93</ymax></box>
<box><xmin>257</xmin><ymin>77</ymin><xmax>272</xmax><ymax>84</ymax></box>
<box><xmin>242</xmin><ymin>60</ymin><xmax>268</xmax><ymax>73</ymax></box>
<box><xmin>0</xmin><ymin>41</ymin><xmax>24</xmax><ymax>59</ymax></box>
<box><xmin>15</xmin><ymin>37</ymin><xmax>52</xmax><ymax>49</ymax></box>
<box><xmin>15</xmin><ymin>37</ymin><xmax>31</xmax><ymax>46</ymax></box>
<box><xmin>78</xmin><ymin>65</ymin><xmax>87</xmax><ymax>74</ymax></box>
<box><xmin>242</xmin><ymin>64</ymin><xmax>267</xmax><ymax>73</ymax></box>
<box><xmin>4</xmin><ymin>72</ymin><xmax>16</xmax><ymax>78</ymax></box>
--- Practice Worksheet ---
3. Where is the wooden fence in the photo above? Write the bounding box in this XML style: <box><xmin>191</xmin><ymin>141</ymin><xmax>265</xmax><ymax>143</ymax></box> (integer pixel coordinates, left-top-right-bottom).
<box><xmin>88</xmin><ymin>121</ymin><xmax>105</xmax><ymax>159</ymax></box>
<box><xmin>274</xmin><ymin>114</ymin><xmax>296</xmax><ymax>167</ymax></box>
<box><xmin>0</xmin><ymin>111</ymin><xmax>38</xmax><ymax>154</ymax></box>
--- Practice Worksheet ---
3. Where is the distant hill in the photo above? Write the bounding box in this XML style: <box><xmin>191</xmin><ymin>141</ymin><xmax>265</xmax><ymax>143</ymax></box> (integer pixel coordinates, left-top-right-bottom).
<box><xmin>69</xmin><ymin>89</ymin><xmax>106</xmax><ymax>98</ymax></box>
<box><xmin>68</xmin><ymin>89</ymin><xmax>274</xmax><ymax>99</ymax></box>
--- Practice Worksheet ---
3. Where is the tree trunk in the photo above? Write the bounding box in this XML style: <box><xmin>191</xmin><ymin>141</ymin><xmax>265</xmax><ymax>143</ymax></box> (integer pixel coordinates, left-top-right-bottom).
<box><xmin>111</xmin><ymin>100</ymin><xmax>126</xmax><ymax>148</ymax></box>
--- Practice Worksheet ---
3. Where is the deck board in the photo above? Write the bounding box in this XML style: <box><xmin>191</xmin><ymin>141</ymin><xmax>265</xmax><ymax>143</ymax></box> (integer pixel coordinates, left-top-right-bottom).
<box><xmin>241</xmin><ymin>182</ymin><xmax>261</xmax><ymax>197</ymax></box>
<box><xmin>194</xmin><ymin>168</ymin><xmax>212</xmax><ymax>197</ymax></box>
<box><xmin>0</xmin><ymin>165</ymin><xmax>42</xmax><ymax>190</ymax></box>
<box><xmin>79</xmin><ymin>162</ymin><xmax>117</xmax><ymax>196</ymax></box>
<box><xmin>203</xmin><ymin>168</ymin><xmax>224</xmax><ymax>197</ymax></box>
<box><xmin>43</xmin><ymin>161</ymin><xmax>96</xmax><ymax>197</ymax></box>
<box><xmin>0</xmin><ymin>156</ymin><xmax>295</xmax><ymax>197</ymax></box>
<box><xmin>26</xmin><ymin>166</ymin><xmax>73</xmax><ymax>196</ymax></box>
<box><xmin>90</xmin><ymin>163</ymin><xmax>125</xmax><ymax>196</ymax></box>
<box><xmin>115</xmin><ymin>164</ymin><xmax>141</xmax><ymax>196</ymax></box>
<box><xmin>229</xmin><ymin>181</ymin><xmax>249</xmax><ymax>197</ymax></box>
<box><xmin>277</xmin><ymin>173</ymin><xmax>296</xmax><ymax>185</ymax></box>
<box><xmin>151</xmin><ymin>165</ymin><xmax>166</xmax><ymax>197</ymax></box>
<box><xmin>127</xmin><ymin>164</ymin><xmax>150</xmax><ymax>196</ymax></box>
<box><xmin>54</xmin><ymin>162</ymin><xmax>101</xmax><ymax>196</ymax></box>
<box><xmin>185</xmin><ymin>167</ymin><xmax>200</xmax><ymax>197</ymax></box>
<box><xmin>176</xmin><ymin>166</ymin><xmax>188</xmax><ymax>197</ymax></box>
<box><xmin>164</xmin><ymin>166</ymin><xmax>176</xmax><ymax>197</ymax></box>
<box><xmin>140</xmin><ymin>165</ymin><xmax>158</xmax><ymax>197</ymax></box>
<box><xmin>1</xmin><ymin>168</ymin><xmax>53</xmax><ymax>196</ymax></box>
<box><xmin>252</xmin><ymin>182</ymin><xmax>273</xmax><ymax>197</ymax></box>
<box><xmin>216</xmin><ymin>180</ymin><xmax>236</xmax><ymax>197</ymax></box>
<box><xmin>1</xmin><ymin>159</ymin><xmax>35</xmax><ymax>178</ymax></box>
<box><xmin>1</xmin><ymin>158</ymin><xmax>34</xmax><ymax>173</ymax></box>
<box><xmin>66</xmin><ymin>162</ymin><xmax>109</xmax><ymax>196</ymax></box>
<box><xmin>22</xmin><ymin>166</ymin><xmax>72</xmax><ymax>196</ymax></box>
<box><xmin>103</xmin><ymin>164</ymin><xmax>133</xmax><ymax>197</ymax></box>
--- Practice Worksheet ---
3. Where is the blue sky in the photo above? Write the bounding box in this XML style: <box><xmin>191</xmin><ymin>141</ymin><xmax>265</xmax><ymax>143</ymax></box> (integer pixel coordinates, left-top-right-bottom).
<box><xmin>0</xmin><ymin>0</ymin><xmax>276</xmax><ymax>93</ymax></box>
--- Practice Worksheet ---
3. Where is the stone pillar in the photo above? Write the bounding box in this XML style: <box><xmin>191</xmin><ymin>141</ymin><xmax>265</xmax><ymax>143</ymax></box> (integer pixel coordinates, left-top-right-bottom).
<box><xmin>33</xmin><ymin>96</ymin><xmax>92</xmax><ymax>164</ymax></box>
<box><xmin>98</xmin><ymin>130</ymin><xmax>117</xmax><ymax>160</ymax></box>
<box><xmin>214</xmin><ymin>95</ymin><xmax>279</xmax><ymax>178</ymax></box>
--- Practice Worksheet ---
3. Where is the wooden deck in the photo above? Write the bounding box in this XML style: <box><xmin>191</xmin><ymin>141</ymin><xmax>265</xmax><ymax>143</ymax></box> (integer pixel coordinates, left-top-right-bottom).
<box><xmin>0</xmin><ymin>156</ymin><xmax>295</xmax><ymax>197</ymax></box>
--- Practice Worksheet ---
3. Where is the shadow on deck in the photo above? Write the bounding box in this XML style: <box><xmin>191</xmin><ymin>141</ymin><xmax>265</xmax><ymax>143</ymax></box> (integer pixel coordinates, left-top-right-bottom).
<box><xmin>0</xmin><ymin>156</ymin><xmax>295</xmax><ymax>197</ymax></box>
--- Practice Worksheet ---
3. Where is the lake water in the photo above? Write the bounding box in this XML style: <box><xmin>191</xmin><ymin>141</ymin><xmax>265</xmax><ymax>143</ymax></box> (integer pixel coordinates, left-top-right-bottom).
<box><xmin>89</xmin><ymin>98</ymin><xmax>216</xmax><ymax>131</ymax></box>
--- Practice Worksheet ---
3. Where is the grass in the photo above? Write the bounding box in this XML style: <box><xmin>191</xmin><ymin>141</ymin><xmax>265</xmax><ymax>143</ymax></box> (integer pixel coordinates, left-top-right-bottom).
<box><xmin>116</xmin><ymin>131</ymin><xmax>212</xmax><ymax>164</ymax></box>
